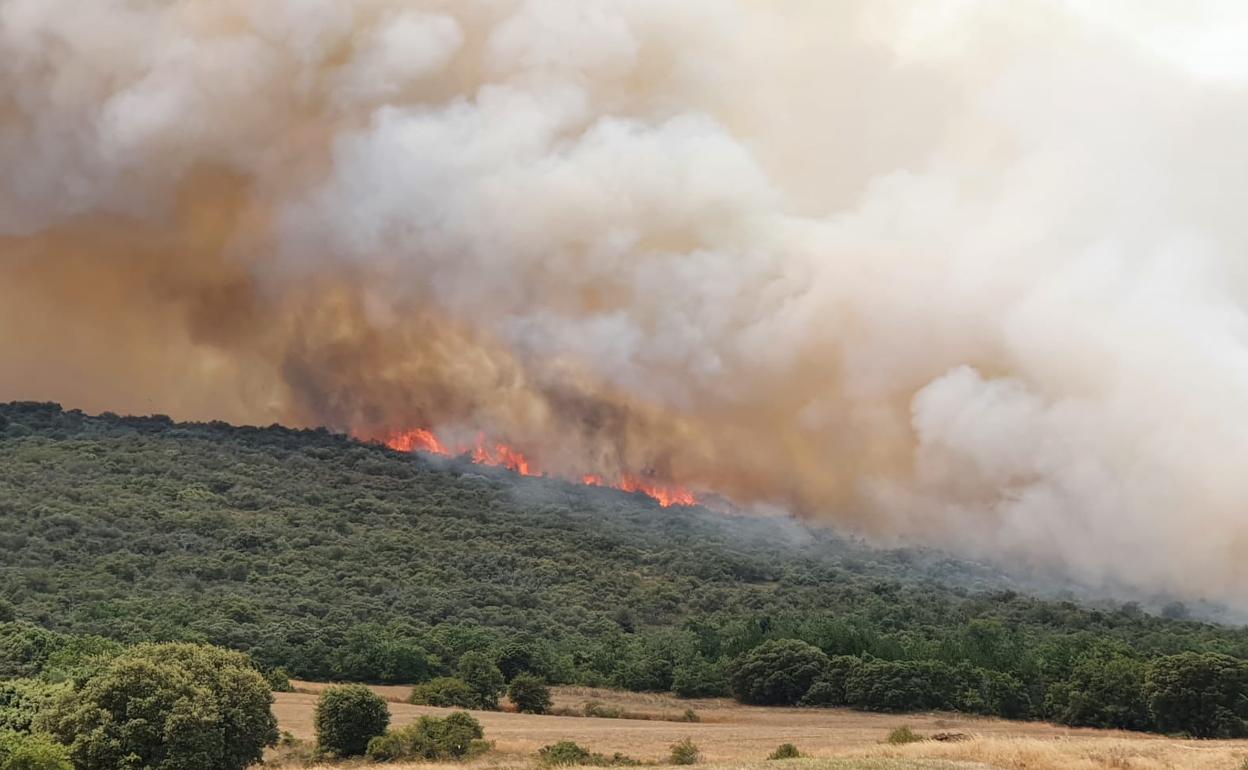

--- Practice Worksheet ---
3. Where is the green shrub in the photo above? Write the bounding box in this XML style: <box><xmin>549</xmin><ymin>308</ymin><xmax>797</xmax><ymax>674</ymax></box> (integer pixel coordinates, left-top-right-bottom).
<box><xmin>582</xmin><ymin>700</ymin><xmax>624</xmax><ymax>718</ymax></box>
<box><xmin>265</xmin><ymin>667</ymin><xmax>294</xmax><ymax>693</ymax></box>
<box><xmin>458</xmin><ymin>651</ymin><xmax>505</xmax><ymax>709</ymax></box>
<box><xmin>886</xmin><ymin>726</ymin><xmax>923</xmax><ymax>745</ymax></box>
<box><xmin>508</xmin><ymin>674</ymin><xmax>552</xmax><ymax>714</ymax></box>
<box><xmin>314</xmin><ymin>684</ymin><xmax>390</xmax><ymax>758</ymax></box>
<box><xmin>537</xmin><ymin>741</ymin><xmax>640</xmax><ymax>767</ymax></box>
<box><xmin>538</xmin><ymin>741</ymin><xmax>595</xmax><ymax>766</ymax></box>
<box><xmin>40</xmin><ymin>643</ymin><xmax>277</xmax><ymax>770</ymax></box>
<box><xmin>767</xmin><ymin>743</ymin><xmax>801</xmax><ymax>760</ymax></box>
<box><xmin>730</xmin><ymin>639</ymin><xmax>829</xmax><ymax>706</ymax></box>
<box><xmin>669</xmin><ymin>738</ymin><xmax>700</xmax><ymax>765</ymax></box>
<box><xmin>680</xmin><ymin>708</ymin><xmax>700</xmax><ymax>723</ymax></box>
<box><xmin>0</xmin><ymin>731</ymin><xmax>72</xmax><ymax>770</ymax></box>
<box><xmin>366</xmin><ymin>711</ymin><xmax>487</xmax><ymax>762</ymax></box>
<box><xmin>410</xmin><ymin>677</ymin><xmax>479</xmax><ymax>709</ymax></box>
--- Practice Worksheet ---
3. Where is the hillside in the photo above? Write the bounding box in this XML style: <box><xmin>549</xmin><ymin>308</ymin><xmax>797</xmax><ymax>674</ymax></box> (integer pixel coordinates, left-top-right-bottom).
<box><xmin>3</xmin><ymin>401</ymin><xmax>1248</xmax><ymax>733</ymax></box>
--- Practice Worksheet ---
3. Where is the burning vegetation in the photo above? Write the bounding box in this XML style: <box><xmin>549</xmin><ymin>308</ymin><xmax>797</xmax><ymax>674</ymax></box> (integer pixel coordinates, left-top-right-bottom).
<box><xmin>377</xmin><ymin>428</ymin><xmax>697</xmax><ymax>507</ymax></box>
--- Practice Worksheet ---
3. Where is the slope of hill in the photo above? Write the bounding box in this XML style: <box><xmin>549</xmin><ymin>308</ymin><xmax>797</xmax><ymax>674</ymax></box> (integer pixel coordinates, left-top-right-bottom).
<box><xmin>2</xmin><ymin>401</ymin><xmax>1247</xmax><ymax>730</ymax></box>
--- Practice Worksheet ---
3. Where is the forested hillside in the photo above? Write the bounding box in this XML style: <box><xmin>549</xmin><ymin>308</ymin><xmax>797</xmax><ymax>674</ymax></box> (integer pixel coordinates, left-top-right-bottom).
<box><xmin>3</xmin><ymin>401</ymin><xmax>1248</xmax><ymax>735</ymax></box>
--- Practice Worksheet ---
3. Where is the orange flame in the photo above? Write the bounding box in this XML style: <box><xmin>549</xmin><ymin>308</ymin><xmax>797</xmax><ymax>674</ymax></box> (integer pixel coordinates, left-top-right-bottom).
<box><xmin>384</xmin><ymin>428</ymin><xmax>449</xmax><ymax>455</ymax></box>
<box><xmin>619</xmin><ymin>475</ymin><xmax>698</xmax><ymax>508</ymax></box>
<box><xmin>379</xmin><ymin>428</ymin><xmax>696</xmax><ymax>507</ymax></box>
<box><xmin>471</xmin><ymin>432</ymin><xmax>536</xmax><ymax>476</ymax></box>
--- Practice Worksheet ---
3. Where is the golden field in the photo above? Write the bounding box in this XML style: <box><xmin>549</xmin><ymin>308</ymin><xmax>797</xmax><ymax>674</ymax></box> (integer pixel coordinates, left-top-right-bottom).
<box><xmin>272</xmin><ymin>683</ymin><xmax>1248</xmax><ymax>770</ymax></box>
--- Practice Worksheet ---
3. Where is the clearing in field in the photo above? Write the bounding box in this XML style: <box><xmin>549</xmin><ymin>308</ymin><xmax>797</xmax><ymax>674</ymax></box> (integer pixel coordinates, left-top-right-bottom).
<box><xmin>273</xmin><ymin>684</ymin><xmax>1248</xmax><ymax>770</ymax></box>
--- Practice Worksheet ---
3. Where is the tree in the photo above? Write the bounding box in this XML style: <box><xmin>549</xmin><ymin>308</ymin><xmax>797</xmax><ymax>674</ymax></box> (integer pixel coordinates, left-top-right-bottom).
<box><xmin>409</xmin><ymin>677</ymin><xmax>478</xmax><ymax>709</ymax></box>
<box><xmin>671</xmin><ymin>656</ymin><xmax>730</xmax><ymax>698</ymax></box>
<box><xmin>314</xmin><ymin>684</ymin><xmax>390</xmax><ymax>757</ymax></box>
<box><xmin>494</xmin><ymin>641</ymin><xmax>538</xmax><ymax>682</ymax></box>
<box><xmin>40</xmin><ymin>643</ymin><xmax>277</xmax><ymax>770</ymax></box>
<box><xmin>799</xmin><ymin>655</ymin><xmax>861</xmax><ymax>707</ymax></box>
<box><xmin>1045</xmin><ymin>654</ymin><xmax>1149</xmax><ymax>730</ymax></box>
<box><xmin>1145</xmin><ymin>653</ymin><xmax>1248</xmax><ymax>738</ymax></box>
<box><xmin>0</xmin><ymin>680</ymin><xmax>66</xmax><ymax>734</ymax></box>
<box><xmin>843</xmin><ymin>659</ymin><xmax>957</xmax><ymax>712</ymax></box>
<box><xmin>730</xmin><ymin>640</ymin><xmax>829</xmax><ymax>705</ymax></box>
<box><xmin>458</xmin><ymin>651</ymin><xmax>505</xmax><ymax>709</ymax></box>
<box><xmin>507</xmin><ymin>674</ymin><xmax>552</xmax><ymax>714</ymax></box>
<box><xmin>0</xmin><ymin>731</ymin><xmax>72</xmax><ymax>770</ymax></box>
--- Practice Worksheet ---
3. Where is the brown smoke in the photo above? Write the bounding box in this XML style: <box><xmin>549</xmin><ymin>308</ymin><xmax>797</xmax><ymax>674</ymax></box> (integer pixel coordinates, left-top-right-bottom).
<box><xmin>4</xmin><ymin>0</ymin><xmax>1248</xmax><ymax>603</ymax></box>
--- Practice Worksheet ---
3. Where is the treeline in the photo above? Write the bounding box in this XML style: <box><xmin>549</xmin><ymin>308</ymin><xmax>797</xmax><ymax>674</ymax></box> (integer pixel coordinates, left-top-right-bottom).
<box><xmin>2</xmin><ymin>402</ymin><xmax>1248</xmax><ymax>738</ymax></box>
<box><xmin>728</xmin><ymin>639</ymin><xmax>1248</xmax><ymax>737</ymax></box>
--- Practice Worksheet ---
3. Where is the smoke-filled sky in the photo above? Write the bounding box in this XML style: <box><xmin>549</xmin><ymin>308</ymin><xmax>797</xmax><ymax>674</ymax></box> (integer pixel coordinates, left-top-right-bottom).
<box><xmin>3</xmin><ymin>0</ymin><xmax>1248</xmax><ymax>604</ymax></box>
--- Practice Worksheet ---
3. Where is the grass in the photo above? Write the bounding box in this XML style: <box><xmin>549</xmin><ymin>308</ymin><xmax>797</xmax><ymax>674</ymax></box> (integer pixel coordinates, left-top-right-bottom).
<box><xmin>271</xmin><ymin>684</ymin><xmax>1248</xmax><ymax>770</ymax></box>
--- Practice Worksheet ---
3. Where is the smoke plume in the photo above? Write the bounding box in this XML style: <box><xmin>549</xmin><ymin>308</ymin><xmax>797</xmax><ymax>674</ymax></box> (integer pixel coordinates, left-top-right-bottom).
<box><xmin>3</xmin><ymin>0</ymin><xmax>1248</xmax><ymax>603</ymax></box>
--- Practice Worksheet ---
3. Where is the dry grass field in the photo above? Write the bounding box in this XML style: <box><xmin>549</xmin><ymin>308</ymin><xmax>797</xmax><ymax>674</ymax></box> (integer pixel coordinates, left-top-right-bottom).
<box><xmin>273</xmin><ymin>683</ymin><xmax>1248</xmax><ymax>770</ymax></box>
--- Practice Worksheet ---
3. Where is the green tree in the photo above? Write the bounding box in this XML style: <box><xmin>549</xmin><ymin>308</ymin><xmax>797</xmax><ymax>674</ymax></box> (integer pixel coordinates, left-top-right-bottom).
<box><xmin>40</xmin><ymin>643</ymin><xmax>276</xmax><ymax>770</ymax></box>
<box><xmin>491</xmin><ymin>636</ymin><xmax>536</xmax><ymax>678</ymax></box>
<box><xmin>0</xmin><ymin>680</ymin><xmax>66</xmax><ymax>734</ymax></box>
<box><xmin>458</xmin><ymin>651</ymin><xmax>505</xmax><ymax>709</ymax></box>
<box><xmin>314</xmin><ymin>684</ymin><xmax>390</xmax><ymax>757</ymax></box>
<box><xmin>843</xmin><ymin>659</ymin><xmax>957</xmax><ymax>712</ymax></box>
<box><xmin>507</xmin><ymin>674</ymin><xmax>552</xmax><ymax>714</ymax></box>
<box><xmin>730</xmin><ymin>640</ymin><xmax>829</xmax><ymax>705</ymax></box>
<box><xmin>409</xmin><ymin>677</ymin><xmax>478</xmax><ymax>709</ymax></box>
<box><xmin>671</xmin><ymin>656</ymin><xmax>730</xmax><ymax>698</ymax></box>
<box><xmin>0</xmin><ymin>731</ymin><xmax>72</xmax><ymax>770</ymax></box>
<box><xmin>1144</xmin><ymin>653</ymin><xmax>1248</xmax><ymax>738</ymax></box>
<box><xmin>1045</xmin><ymin>654</ymin><xmax>1149</xmax><ymax>730</ymax></box>
<box><xmin>799</xmin><ymin>655</ymin><xmax>861</xmax><ymax>707</ymax></box>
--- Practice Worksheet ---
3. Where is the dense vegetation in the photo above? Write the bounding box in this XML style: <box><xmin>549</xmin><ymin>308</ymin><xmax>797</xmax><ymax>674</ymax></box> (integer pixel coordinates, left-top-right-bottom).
<box><xmin>3</xmin><ymin>402</ymin><xmax>1248</xmax><ymax>739</ymax></box>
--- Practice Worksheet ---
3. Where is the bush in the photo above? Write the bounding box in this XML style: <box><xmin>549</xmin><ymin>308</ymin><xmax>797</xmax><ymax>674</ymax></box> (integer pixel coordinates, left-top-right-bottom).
<box><xmin>0</xmin><ymin>731</ymin><xmax>72</xmax><ymax>770</ymax></box>
<box><xmin>40</xmin><ymin>642</ymin><xmax>277</xmax><ymax>770</ymax></box>
<box><xmin>582</xmin><ymin>700</ymin><xmax>624</xmax><ymax>718</ymax></box>
<box><xmin>458</xmin><ymin>651</ymin><xmax>506</xmax><ymax>709</ymax></box>
<box><xmin>1145</xmin><ymin>653</ymin><xmax>1248</xmax><ymax>738</ymax></box>
<box><xmin>538</xmin><ymin>741</ymin><xmax>595</xmax><ymax>766</ymax></box>
<box><xmin>670</xmin><ymin>738</ymin><xmax>700</xmax><ymax>765</ymax></box>
<box><xmin>265</xmin><ymin>667</ymin><xmax>294</xmax><ymax>693</ymax></box>
<box><xmin>366</xmin><ymin>711</ymin><xmax>487</xmax><ymax>762</ymax></box>
<box><xmin>886</xmin><ymin>726</ymin><xmax>923</xmax><ymax>745</ymax></box>
<box><xmin>768</xmin><ymin>743</ymin><xmax>801</xmax><ymax>760</ymax></box>
<box><xmin>410</xmin><ymin>677</ymin><xmax>479</xmax><ymax>709</ymax></box>
<box><xmin>508</xmin><ymin>674</ymin><xmax>552</xmax><ymax>714</ymax></box>
<box><xmin>730</xmin><ymin>640</ymin><xmax>829</xmax><ymax>705</ymax></box>
<box><xmin>314</xmin><ymin>684</ymin><xmax>390</xmax><ymax>758</ymax></box>
<box><xmin>537</xmin><ymin>741</ymin><xmax>639</xmax><ymax>767</ymax></box>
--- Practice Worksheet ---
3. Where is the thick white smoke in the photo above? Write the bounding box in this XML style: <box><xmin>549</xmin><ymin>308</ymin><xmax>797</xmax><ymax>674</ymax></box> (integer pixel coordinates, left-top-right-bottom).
<box><xmin>3</xmin><ymin>0</ymin><xmax>1248</xmax><ymax>603</ymax></box>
